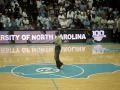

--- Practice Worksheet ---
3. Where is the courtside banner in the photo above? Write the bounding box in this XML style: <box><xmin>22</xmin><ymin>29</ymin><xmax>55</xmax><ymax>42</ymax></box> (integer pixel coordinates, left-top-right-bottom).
<box><xmin>0</xmin><ymin>29</ymin><xmax>112</xmax><ymax>44</ymax></box>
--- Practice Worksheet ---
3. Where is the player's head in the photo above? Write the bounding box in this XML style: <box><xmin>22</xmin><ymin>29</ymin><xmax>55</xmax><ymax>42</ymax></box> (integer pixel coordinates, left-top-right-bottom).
<box><xmin>55</xmin><ymin>32</ymin><xmax>60</xmax><ymax>36</ymax></box>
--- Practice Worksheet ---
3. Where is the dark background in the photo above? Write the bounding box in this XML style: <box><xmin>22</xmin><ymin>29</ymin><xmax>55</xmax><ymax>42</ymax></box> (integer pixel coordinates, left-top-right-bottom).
<box><xmin>109</xmin><ymin>0</ymin><xmax>120</xmax><ymax>10</ymax></box>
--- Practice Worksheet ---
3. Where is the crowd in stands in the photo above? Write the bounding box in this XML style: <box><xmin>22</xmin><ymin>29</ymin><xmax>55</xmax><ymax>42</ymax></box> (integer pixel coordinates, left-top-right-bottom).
<box><xmin>0</xmin><ymin>0</ymin><xmax>120</xmax><ymax>30</ymax></box>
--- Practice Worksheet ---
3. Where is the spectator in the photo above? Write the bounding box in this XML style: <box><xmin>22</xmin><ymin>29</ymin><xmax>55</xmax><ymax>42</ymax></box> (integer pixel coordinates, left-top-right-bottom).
<box><xmin>74</xmin><ymin>9</ymin><xmax>81</xmax><ymax>19</ymax></box>
<box><xmin>22</xmin><ymin>0</ymin><xmax>29</xmax><ymax>9</ymax></box>
<box><xmin>112</xmin><ymin>17</ymin><xmax>118</xmax><ymax>42</ymax></box>
<box><xmin>37</xmin><ymin>15</ymin><xmax>43</xmax><ymax>28</ymax></box>
<box><xmin>58</xmin><ymin>13</ymin><xmax>65</xmax><ymax>23</ymax></box>
<box><xmin>58</xmin><ymin>0</ymin><xmax>65</xmax><ymax>5</ymax></box>
<box><xmin>10</xmin><ymin>17</ymin><xmax>17</xmax><ymax>29</ymax></box>
<box><xmin>15</xmin><ymin>16</ymin><xmax>23</xmax><ymax>28</ymax></box>
<box><xmin>45</xmin><ymin>16</ymin><xmax>52</xmax><ymax>30</ymax></box>
<box><xmin>0</xmin><ymin>0</ymin><xmax>119</xmax><ymax>30</ymax></box>
<box><xmin>101</xmin><ymin>17</ymin><xmax>107</xmax><ymax>29</ymax></box>
<box><xmin>14</xmin><ymin>4</ymin><xmax>21</xmax><ymax>18</ymax></box>
<box><xmin>83</xmin><ymin>18</ymin><xmax>91</xmax><ymax>29</ymax></box>
<box><xmin>41</xmin><ymin>17</ymin><xmax>47</xmax><ymax>29</ymax></box>
<box><xmin>91</xmin><ymin>23</ymin><xmax>97</xmax><ymax>29</ymax></box>
<box><xmin>59</xmin><ymin>18</ymin><xmax>69</xmax><ymax>29</ymax></box>
<box><xmin>11</xmin><ymin>0</ymin><xmax>19</xmax><ymax>12</ymax></box>
<box><xmin>67</xmin><ymin>10</ymin><xmax>74</xmax><ymax>27</ymax></box>
<box><xmin>74</xmin><ymin>17</ymin><xmax>84</xmax><ymax>29</ymax></box>
<box><xmin>79</xmin><ymin>12</ymin><xmax>87</xmax><ymax>22</ymax></box>
<box><xmin>59</xmin><ymin>5</ymin><xmax>66</xmax><ymax>14</ymax></box>
<box><xmin>75</xmin><ymin>0</ymin><xmax>81</xmax><ymax>9</ymax></box>
<box><xmin>107</xmin><ymin>18</ymin><xmax>115</xmax><ymax>29</ymax></box>
<box><xmin>0</xmin><ymin>13</ymin><xmax>4</xmax><ymax>30</ymax></box>
<box><xmin>22</xmin><ymin>9</ymin><xmax>28</xmax><ymax>17</ymax></box>
<box><xmin>113</xmin><ymin>8</ymin><xmax>119</xmax><ymax>17</ymax></box>
<box><xmin>4</xmin><ymin>15</ymin><xmax>11</xmax><ymax>28</ymax></box>
<box><xmin>0</xmin><ymin>14</ymin><xmax>11</xmax><ymax>28</ymax></box>
<box><xmin>116</xmin><ymin>16</ymin><xmax>120</xmax><ymax>43</ymax></box>
<box><xmin>36</xmin><ymin>0</ymin><xmax>42</xmax><ymax>9</ymax></box>
<box><xmin>91</xmin><ymin>7</ymin><xmax>96</xmax><ymax>15</ymax></box>
<box><xmin>94</xmin><ymin>14</ymin><xmax>102</xmax><ymax>25</ymax></box>
<box><xmin>22</xmin><ymin>16</ymin><xmax>30</xmax><ymax>29</ymax></box>
<box><xmin>87</xmin><ymin>0</ymin><xmax>93</xmax><ymax>9</ymax></box>
<box><xmin>6</xmin><ymin>6</ymin><xmax>14</xmax><ymax>17</ymax></box>
<box><xmin>52</xmin><ymin>16</ymin><xmax>60</xmax><ymax>29</ymax></box>
<box><xmin>64</xmin><ymin>0</ymin><xmax>71</xmax><ymax>12</ymax></box>
<box><xmin>80</xmin><ymin>1</ymin><xmax>87</xmax><ymax>11</ymax></box>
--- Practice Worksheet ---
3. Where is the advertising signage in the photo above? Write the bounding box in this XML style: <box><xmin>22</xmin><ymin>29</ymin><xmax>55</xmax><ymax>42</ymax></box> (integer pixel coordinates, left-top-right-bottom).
<box><xmin>0</xmin><ymin>29</ymin><xmax>112</xmax><ymax>44</ymax></box>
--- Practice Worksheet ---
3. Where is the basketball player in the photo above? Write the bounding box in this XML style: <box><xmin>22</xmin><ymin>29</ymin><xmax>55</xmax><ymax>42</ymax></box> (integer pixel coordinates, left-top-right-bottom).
<box><xmin>54</xmin><ymin>32</ymin><xmax>63</xmax><ymax>69</ymax></box>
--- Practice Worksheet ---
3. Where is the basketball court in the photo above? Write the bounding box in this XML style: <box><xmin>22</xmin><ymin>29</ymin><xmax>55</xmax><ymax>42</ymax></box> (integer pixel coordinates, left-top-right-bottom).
<box><xmin>0</xmin><ymin>43</ymin><xmax>120</xmax><ymax>90</ymax></box>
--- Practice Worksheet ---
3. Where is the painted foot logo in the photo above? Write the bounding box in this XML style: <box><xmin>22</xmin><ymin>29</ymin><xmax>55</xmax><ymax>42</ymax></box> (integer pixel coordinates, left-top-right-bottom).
<box><xmin>0</xmin><ymin>64</ymin><xmax>120</xmax><ymax>78</ymax></box>
<box><xmin>36</xmin><ymin>67</ymin><xmax>60</xmax><ymax>74</ymax></box>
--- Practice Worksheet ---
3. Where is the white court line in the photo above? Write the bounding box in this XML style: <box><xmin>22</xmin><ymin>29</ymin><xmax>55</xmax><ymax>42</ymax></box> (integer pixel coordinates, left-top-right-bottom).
<box><xmin>11</xmin><ymin>64</ymin><xmax>84</xmax><ymax>79</ymax></box>
<box><xmin>9</xmin><ymin>63</ymin><xmax>120</xmax><ymax>79</ymax></box>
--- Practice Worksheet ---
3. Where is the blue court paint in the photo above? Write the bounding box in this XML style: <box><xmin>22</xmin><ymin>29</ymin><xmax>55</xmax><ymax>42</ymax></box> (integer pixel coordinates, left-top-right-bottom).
<box><xmin>0</xmin><ymin>66</ymin><xmax>15</xmax><ymax>73</ymax></box>
<box><xmin>0</xmin><ymin>64</ymin><xmax>120</xmax><ymax>78</ymax></box>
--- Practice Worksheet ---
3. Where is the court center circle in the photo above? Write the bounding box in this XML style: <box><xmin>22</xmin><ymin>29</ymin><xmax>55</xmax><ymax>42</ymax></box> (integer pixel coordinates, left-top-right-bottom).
<box><xmin>11</xmin><ymin>64</ymin><xmax>84</xmax><ymax>78</ymax></box>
